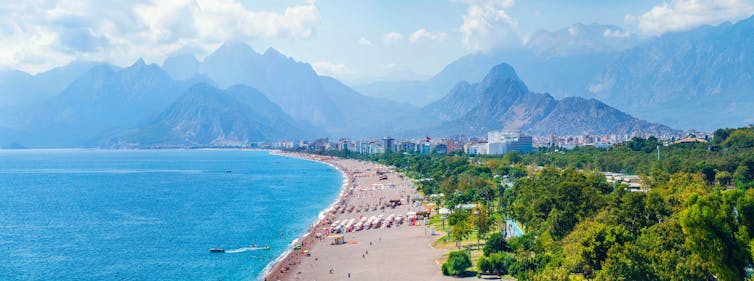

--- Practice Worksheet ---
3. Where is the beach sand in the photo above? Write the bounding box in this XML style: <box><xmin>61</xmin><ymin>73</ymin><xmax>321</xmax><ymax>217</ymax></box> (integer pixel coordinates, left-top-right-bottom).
<box><xmin>264</xmin><ymin>152</ymin><xmax>460</xmax><ymax>281</ymax></box>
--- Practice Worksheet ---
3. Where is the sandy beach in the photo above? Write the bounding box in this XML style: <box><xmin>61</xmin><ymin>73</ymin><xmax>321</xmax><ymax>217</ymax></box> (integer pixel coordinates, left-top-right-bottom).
<box><xmin>264</xmin><ymin>152</ymin><xmax>458</xmax><ymax>281</ymax></box>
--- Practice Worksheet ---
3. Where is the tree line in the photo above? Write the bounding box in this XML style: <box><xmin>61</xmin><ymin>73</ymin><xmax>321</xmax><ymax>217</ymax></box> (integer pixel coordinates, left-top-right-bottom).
<box><xmin>306</xmin><ymin>127</ymin><xmax>754</xmax><ymax>280</ymax></box>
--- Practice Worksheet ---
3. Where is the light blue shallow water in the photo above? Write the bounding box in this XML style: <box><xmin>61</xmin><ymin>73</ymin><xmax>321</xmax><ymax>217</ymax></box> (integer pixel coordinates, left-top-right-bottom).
<box><xmin>0</xmin><ymin>149</ymin><xmax>342</xmax><ymax>281</ymax></box>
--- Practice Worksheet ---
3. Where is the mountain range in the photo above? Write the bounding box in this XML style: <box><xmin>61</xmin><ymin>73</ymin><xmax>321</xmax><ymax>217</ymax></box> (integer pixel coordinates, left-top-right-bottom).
<box><xmin>586</xmin><ymin>15</ymin><xmax>754</xmax><ymax>129</ymax></box>
<box><xmin>0</xmin><ymin>36</ymin><xmax>706</xmax><ymax>148</ymax></box>
<box><xmin>398</xmin><ymin>64</ymin><xmax>676</xmax><ymax>137</ymax></box>
<box><xmin>161</xmin><ymin>42</ymin><xmax>413</xmax><ymax>136</ymax></box>
<box><xmin>0</xmin><ymin>60</ymin><xmax>189</xmax><ymax>147</ymax></box>
<box><xmin>0</xmin><ymin>61</ymin><xmax>101</xmax><ymax>107</ymax></box>
<box><xmin>357</xmin><ymin>17</ymin><xmax>754</xmax><ymax>131</ymax></box>
<box><xmin>105</xmin><ymin>84</ymin><xmax>322</xmax><ymax>147</ymax></box>
<box><xmin>354</xmin><ymin>23</ymin><xmax>635</xmax><ymax>107</ymax></box>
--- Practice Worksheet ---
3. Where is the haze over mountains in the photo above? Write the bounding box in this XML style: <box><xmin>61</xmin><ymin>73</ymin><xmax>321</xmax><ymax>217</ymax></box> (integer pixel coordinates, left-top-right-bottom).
<box><xmin>105</xmin><ymin>84</ymin><xmax>323</xmax><ymax>147</ymax></box>
<box><xmin>355</xmin><ymin>23</ymin><xmax>637</xmax><ymax>107</ymax></box>
<box><xmin>2</xmin><ymin>15</ymin><xmax>753</xmax><ymax>148</ymax></box>
<box><xmin>357</xmin><ymin>17</ymin><xmax>754</xmax><ymax>131</ymax></box>
<box><xmin>397</xmin><ymin>64</ymin><xmax>675</xmax><ymax>137</ymax></box>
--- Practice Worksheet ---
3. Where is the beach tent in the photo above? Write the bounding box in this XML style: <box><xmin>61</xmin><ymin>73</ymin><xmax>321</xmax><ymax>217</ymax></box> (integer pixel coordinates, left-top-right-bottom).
<box><xmin>328</xmin><ymin>234</ymin><xmax>345</xmax><ymax>245</ymax></box>
<box><xmin>416</xmin><ymin>210</ymin><xmax>430</xmax><ymax>218</ymax></box>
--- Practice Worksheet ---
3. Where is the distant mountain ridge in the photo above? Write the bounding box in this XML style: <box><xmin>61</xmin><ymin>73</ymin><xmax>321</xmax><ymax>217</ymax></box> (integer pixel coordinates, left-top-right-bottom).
<box><xmin>410</xmin><ymin>64</ymin><xmax>677</xmax><ymax>137</ymax></box>
<box><xmin>0</xmin><ymin>61</ymin><xmax>101</xmax><ymax>107</ymax></box>
<box><xmin>0</xmin><ymin>36</ymin><xmax>692</xmax><ymax>148</ymax></box>
<box><xmin>355</xmin><ymin>23</ymin><xmax>635</xmax><ymax>106</ymax></box>
<box><xmin>524</xmin><ymin>23</ymin><xmax>636</xmax><ymax>58</ymax></box>
<box><xmin>106</xmin><ymin>84</ymin><xmax>322</xmax><ymax>147</ymax></box>
<box><xmin>0</xmin><ymin>58</ymin><xmax>320</xmax><ymax>148</ymax></box>
<box><xmin>587</xmin><ymin>15</ymin><xmax>754</xmax><ymax>129</ymax></box>
<box><xmin>0</xmin><ymin>60</ymin><xmax>189</xmax><ymax>147</ymax></box>
<box><xmin>359</xmin><ymin>17</ymin><xmax>754</xmax><ymax>131</ymax></box>
<box><xmin>162</xmin><ymin>42</ymin><xmax>414</xmax><ymax>135</ymax></box>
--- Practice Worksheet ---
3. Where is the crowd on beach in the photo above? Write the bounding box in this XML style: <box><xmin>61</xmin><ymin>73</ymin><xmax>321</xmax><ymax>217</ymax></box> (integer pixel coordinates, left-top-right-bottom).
<box><xmin>264</xmin><ymin>152</ymin><xmax>440</xmax><ymax>281</ymax></box>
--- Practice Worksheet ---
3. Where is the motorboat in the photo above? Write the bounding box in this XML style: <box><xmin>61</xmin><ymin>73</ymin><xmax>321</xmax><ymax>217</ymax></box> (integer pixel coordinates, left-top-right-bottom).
<box><xmin>209</xmin><ymin>248</ymin><xmax>225</xmax><ymax>253</ymax></box>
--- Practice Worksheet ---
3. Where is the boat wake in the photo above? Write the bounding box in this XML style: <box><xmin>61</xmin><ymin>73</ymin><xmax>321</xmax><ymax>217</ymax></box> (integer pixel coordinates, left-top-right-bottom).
<box><xmin>225</xmin><ymin>246</ymin><xmax>269</xmax><ymax>254</ymax></box>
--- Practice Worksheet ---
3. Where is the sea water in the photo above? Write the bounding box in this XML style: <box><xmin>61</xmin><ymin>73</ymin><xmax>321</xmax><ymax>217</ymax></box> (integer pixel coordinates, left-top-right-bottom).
<box><xmin>0</xmin><ymin>149</ymin><xmax>342</xmax><ymax>280</ymax></box>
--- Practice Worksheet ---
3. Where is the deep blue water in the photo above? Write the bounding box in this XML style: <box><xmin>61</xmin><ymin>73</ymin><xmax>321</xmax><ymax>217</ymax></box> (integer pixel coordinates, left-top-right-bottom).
<box><xmin>0</xmin><ymin>149</ymin><xmax>342</xmax><ymax>281</ymax></box>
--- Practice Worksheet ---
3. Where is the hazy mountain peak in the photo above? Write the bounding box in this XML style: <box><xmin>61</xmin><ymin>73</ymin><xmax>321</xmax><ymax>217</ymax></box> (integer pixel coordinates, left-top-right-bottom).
<box><xmin>123</xmin><ymin>58</ymin><xmax>166</xmax><ymax>76</ymax></box>
<box><xmin>525</xmin><ymin>23</ymin><xmax>635</xmax><ymax>57</ymax></box>
<box><xmin>263</xmin><ymin>47</ymin><xmax>286</xmax><ymax>59</ymax></box>
<box><xmin>483</xmin><ymin>63</ymin><xmax>520</xmax><ymax>82</ymax></box>
<box><xmin>420</xmin><ymin>63</ymin><xmax>677</xmax><ymax>137</ymax></box>
<box><xmin>132</xmin><ymin>58</ymin><xmax>146</xmax><ymax>67</ymax></box>
<box><xmin>162</xmin><ymin>53</ymin><xmax>200</xmax><ymax>80</ymax></box>
<box><xmin>164</xmin><ymin>53</ymin><xmax>198</xmax><ymax>65</ymax></box>
<box><xmin>213</xmin><ymin>41</ymin><xmax>259</xmax><ymax>57</ymax></box>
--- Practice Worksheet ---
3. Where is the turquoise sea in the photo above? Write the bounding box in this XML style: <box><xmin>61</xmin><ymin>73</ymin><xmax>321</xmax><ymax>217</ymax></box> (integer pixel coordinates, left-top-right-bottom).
<box><xmin>0</xmin><ymin>149</ymin><xmax>342</xmax><ymax>280</ymax></box>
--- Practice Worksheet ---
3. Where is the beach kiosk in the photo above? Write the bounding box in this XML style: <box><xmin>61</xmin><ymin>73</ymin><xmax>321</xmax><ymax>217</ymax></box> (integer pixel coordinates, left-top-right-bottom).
<box><xmin>328</xmin><ymin>234</ymin><xmax>345</xmax><ymax>245</ymax></box>
<box><xmin>388</xmin><ymin>199</ymin><xmax>402</xmax><ymax>208</ymax></box>
<box><xmin>439</xmin><ymin>208</ymin><xmax>451</xmax><ymax>230</ymax></box>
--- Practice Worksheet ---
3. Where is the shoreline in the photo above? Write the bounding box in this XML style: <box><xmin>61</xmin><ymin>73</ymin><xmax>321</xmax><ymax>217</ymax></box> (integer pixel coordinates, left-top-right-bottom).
<box><xmin>262</xmin><ymin>151</ymin><xmax>456</xmax><ymax>281</ymax></box>
<box><xmin>261</xmin><ymin>151</ymin><xmax>353</xmax><ymax>281</ymax></box>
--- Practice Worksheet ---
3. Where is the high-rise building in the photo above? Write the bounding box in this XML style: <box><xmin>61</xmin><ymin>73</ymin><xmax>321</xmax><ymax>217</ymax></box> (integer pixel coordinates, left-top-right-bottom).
<box><xmin>486</xmin><ymin>130</ymin><xmax>533</xmax><ymax>155</ymax></box>
<box><xmin>382</xmin><ymin>137</ymin><xmax>395</xmax><ymax>153</ymax></box>
<box><xmin>442</xmin><ymin>139</ymin><xmax>455</xmax><ymax>154</ymax></box>
<box><xmin>338</xmin><ymin>138</ymin><xmax>351</xmax><ymax>151</ymax></box>
<box><xmin>434</xmin><ymin>143</ymin><xmax>448</xmax><ymax>155</ymax></box>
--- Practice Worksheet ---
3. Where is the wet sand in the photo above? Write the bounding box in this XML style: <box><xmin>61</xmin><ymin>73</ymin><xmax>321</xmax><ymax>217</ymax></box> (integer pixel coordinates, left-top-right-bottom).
<box><xmin>264</xmin><ymin>152</ymin><xmax>456</xmax><ymax>281</ymax></box>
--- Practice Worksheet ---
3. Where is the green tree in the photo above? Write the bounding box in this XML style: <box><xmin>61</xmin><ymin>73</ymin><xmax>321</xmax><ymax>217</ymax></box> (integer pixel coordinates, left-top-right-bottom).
<box><xmin>469</xmin><ymin>203</ymin><xmax>491</xmax><ymax>248</ymax></box>
<box><xmin>716</xmin><ymin>170</ymin><xmax>733</xmax><ymax>187</ymax></box>
<box><xmin>734</xmin><ymin>165</ymin><xmax>752</xmax><ymax>189</ymax></box>
<box><xmin>451</xmin><ymin>219</ymin><xmax>472</xmax><ymax>249</ymax></box>
<box><xmin>443</xmin><ymin>250</ymin><xmax>471</xmax><ymax>276</ymax></box>
<box><xmin>478</xmin><ymin>252</ymin><xmax>515</xmax><ymax>276</ymax></box>
<box><xmin>723</xmin><ymin>129</ymin><xmax>754</xmax><ymax>148</ymax></box>
<box><xmin>680</xmin><ymin>191</ymin><xmax>750</xmax><ymax>281</ymax></box>
<box><xmin>563</xmin><ymin>221</ymin><xmax>631</xmax><ymax>278</ymax></box>
<box><xmin>483</xmin><ymin>232</ymin><xmax>509</xmax><ymax>256</ymax></box>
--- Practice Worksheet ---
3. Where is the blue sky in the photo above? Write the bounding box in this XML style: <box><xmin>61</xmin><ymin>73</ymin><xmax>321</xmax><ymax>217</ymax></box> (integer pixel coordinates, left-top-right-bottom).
<box><xmin>1</xmin><ymin>0</ymin><xmax>753</xmax><ymax>82</ymax></box>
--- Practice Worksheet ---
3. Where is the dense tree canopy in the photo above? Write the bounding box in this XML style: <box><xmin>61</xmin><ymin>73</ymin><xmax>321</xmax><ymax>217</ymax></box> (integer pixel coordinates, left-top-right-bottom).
<box><xmin>310</xmin><ymin>127</ymin><xmax>754</xmax><ymax>280</ymax></box>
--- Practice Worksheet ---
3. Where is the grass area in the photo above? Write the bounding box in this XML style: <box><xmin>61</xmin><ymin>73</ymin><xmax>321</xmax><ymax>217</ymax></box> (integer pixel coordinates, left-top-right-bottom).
<box><xmin>426</xmin><ymin>212</ymin><xmax>515</xmax><ymax>278</ymax></box>
<box><xmin>427</xmin><ymin>213</ymin><xmax>489</xmax><ymax>275</ymax></box>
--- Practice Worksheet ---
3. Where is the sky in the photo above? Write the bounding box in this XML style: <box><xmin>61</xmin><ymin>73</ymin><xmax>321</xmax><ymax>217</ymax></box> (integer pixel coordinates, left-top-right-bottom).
<box><xmin>1</xmin><ymin>0</ymin><xmax>753</xmax><ymax>82</ymax></box>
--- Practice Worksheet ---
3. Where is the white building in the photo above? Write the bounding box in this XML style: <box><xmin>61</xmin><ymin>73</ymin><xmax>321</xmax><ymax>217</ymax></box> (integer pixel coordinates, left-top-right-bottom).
<box><xmin>485</xmin><ymin>130</ymin><xmax>533</xmax><ymax>155</ymax></box>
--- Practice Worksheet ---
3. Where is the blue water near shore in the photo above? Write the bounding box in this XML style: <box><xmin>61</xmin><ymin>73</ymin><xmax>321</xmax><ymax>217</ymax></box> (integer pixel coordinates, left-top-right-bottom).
<box><xmin>0</xmin><ymin>149</ymin><xmax>342</xmax><ymax>280</ymax></box>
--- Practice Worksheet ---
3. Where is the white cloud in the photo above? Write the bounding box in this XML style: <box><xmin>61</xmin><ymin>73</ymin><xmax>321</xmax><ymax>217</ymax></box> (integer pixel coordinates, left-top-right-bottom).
<box><xmin>383</xmin><ymin>32</ymin><xmax>403</xmax><ymax>44</ymax></box>
<box><xmin>603</xmin><ymin>29</ymin><xmax>631</xmax><ymax>38</ymax></box>
<box><xmin>458</xmin><ymin>0</ymin><xmax>518</xmax><ymax>50</ymax></box>
<box><xmin>357</xmin><ymin>37</ymin><xmax>373</xmax><ymax>46</ymax></box>
<box><xmin>311</xmin><ymin>61</ymin><xmax>352</xmax><ymax>77</ymax></box>
<box><xmin>409</xmin><ymin>28</ymin><xmax>446</xmax><ymax>44</ymax></box>
<box><xmin>0</xmin><ymin>0</ymin><xmax>320</xmax><ymax>73</ymax></box>
<box><xmin>567</xmin><ymin>26</ymin><xmax>579</xmax><ymax>36</ymax></box>
<box><xmin>633</xmin><ymin>0</ymin><xmax>754</xmax><ymax>35</ymax></box>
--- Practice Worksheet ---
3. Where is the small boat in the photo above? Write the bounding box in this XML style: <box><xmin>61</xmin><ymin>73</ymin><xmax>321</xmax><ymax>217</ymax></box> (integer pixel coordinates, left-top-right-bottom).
<box><xmin>225</xmin><ymin>170</ymin><xmax>233</xmax><ymax>173</ymax></box>
<box><xmin>209</xmin><ymin>248</ymin><xmax>225</xmax><ymax>253</ymax></box>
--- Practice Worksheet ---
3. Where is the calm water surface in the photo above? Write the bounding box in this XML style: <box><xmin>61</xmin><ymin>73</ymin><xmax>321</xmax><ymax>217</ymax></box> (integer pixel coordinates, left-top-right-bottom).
<box><xmin>0</xmin><ymin>149</ymin><xmax>342</xmax><ymax>280</ymax></box>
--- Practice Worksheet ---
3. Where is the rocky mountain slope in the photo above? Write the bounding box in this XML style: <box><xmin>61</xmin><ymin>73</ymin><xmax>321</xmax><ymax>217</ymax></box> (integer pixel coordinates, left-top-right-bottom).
<box><xmin>107</xmin><ymin>84</ymin><xmax>322</xmax><ymax>147</ymax></box>
<box><xmin>418</xmin><ymin>64</ymin><xmax>677</xmax><ymax>137</ymax></box>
